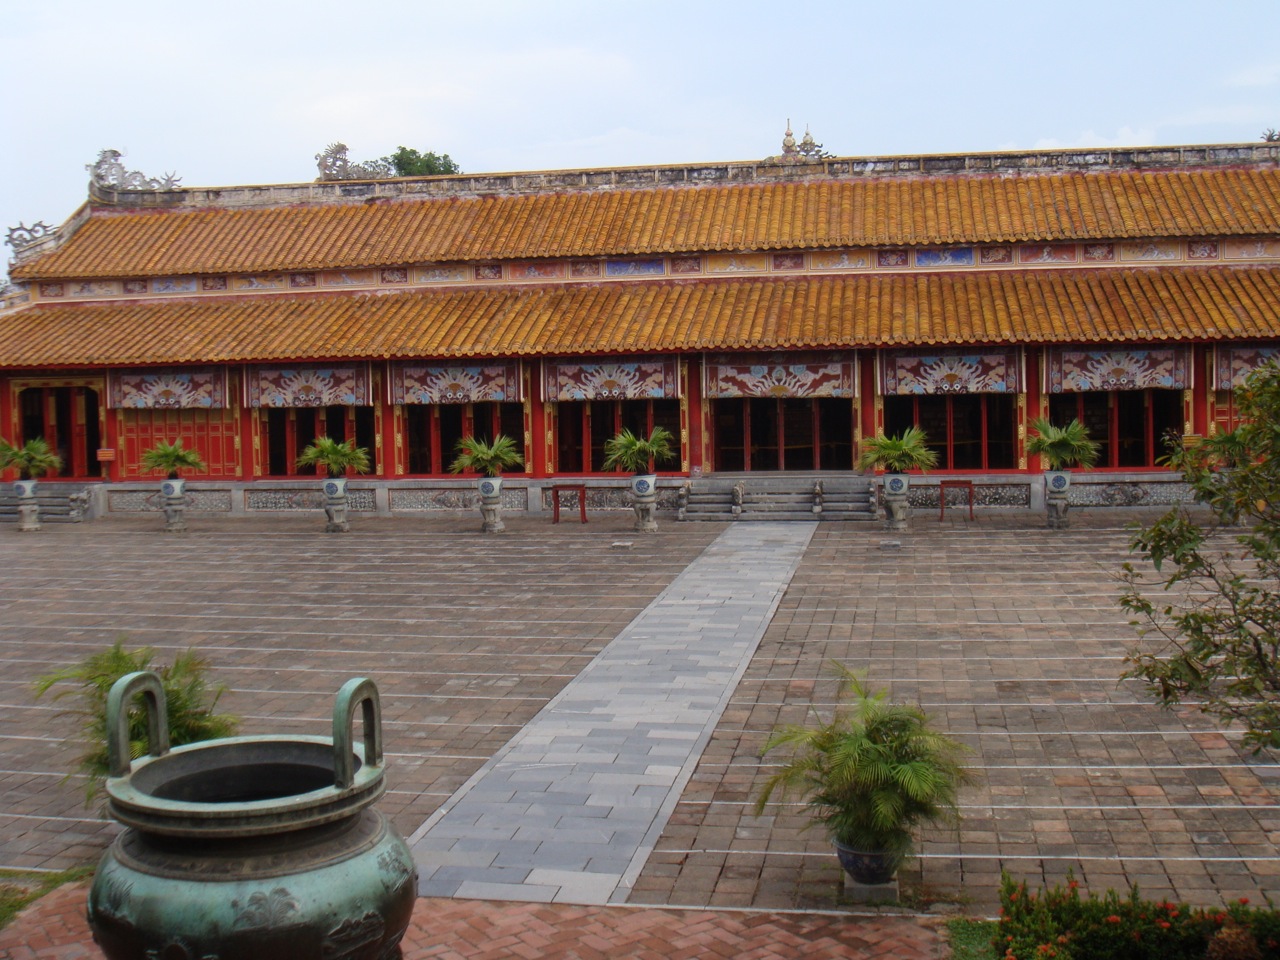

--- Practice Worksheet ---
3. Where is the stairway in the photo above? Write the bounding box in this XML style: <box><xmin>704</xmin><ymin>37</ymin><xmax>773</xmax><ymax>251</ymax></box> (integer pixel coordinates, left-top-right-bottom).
<box><xmin>0</xmin><ymin>487</ymin><xmax>93</xmax><ymax>523</ymax></box>
<box><xmin>678</xmin><ymin>475</ymin><xmax>877</xmax><ymax>522</ymax></box>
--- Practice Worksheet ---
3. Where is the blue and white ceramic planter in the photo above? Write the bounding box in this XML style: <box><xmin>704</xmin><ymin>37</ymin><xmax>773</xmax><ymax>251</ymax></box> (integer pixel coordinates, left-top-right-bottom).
<box><xmin>1044</xmin><ymin>470</ymin><xmax>1071</xmax><ymax>495</ymax></box>
<box><xmin>883</xmin><ymin>473</ymin><xmax>909</xmax><ymax>497</ymax></box>
<box><xmin>160</xmin><ymin>478</ymin><xmax>185</xmax><ymax>499</ymax></box>
<box><xmin>630</xmin><ymin>474</ymin><xmax>656</xmax><ymax>498</ymax></box>
<box><xmin>13</xmin><ymin>479</ymin><xmax>37</xmax><ymax>499</ymax></box>
<box><xmin>323</xmin><ymin>477</ymin><xmax>348</xmax><ymax>499</ymax></box>
<box><xmin>478</xmin><ymin>476</ymin><xmax>503</xmax><ymax>499</ymax></box>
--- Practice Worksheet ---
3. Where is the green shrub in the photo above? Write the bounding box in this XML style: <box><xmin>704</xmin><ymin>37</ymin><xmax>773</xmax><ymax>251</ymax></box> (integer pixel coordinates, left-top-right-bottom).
<box><xmin>996</xmin><ymin>873</ymin><xmax>1280</xmax><ymax>960</ymax></box>
<box><xmin>34</xmin><ymin>640</ymin><xmax>238</xmax><ymax>805</ymax></box>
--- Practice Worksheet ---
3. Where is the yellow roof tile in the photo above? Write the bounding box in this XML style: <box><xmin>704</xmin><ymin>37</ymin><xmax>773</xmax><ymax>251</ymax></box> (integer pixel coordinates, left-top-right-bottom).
<box><xmin>14</xmin><ymin>167</ymin><xmax>1280</xmax><ymax>281</ymax></box>
<box><xmin>1</xmin><ymin>267</ymin><xmax>1277</xmax><ymax>368</ymax></box>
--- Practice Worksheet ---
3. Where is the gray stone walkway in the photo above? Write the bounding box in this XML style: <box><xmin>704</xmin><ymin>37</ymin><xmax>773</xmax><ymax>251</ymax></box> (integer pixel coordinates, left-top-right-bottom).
<box><xmin>409</xmin><ymin>523</ymin><xmax>815</xmax><ymax>905</ymax></box>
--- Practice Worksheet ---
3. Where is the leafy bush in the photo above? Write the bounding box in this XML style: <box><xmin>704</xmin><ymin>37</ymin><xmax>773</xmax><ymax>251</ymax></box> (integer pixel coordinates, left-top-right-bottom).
<box><xmin>34</xmin><ymin>640</ymin><xmax>238</xmax><ymax>804</ymax></box>
<box><xmin>996</xmin><ymin>873</ymin><xmax>1280</xmax><ymax>959</ymax></box>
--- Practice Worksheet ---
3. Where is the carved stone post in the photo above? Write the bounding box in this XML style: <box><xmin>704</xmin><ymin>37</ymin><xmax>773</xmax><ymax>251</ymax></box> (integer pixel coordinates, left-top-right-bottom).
<box><xmin>812</xmin><ymin>479</ymin><xmax>824</xmax><ymax>516</ymax></box>
<box><xmin>478</xmin><ymin>477</ymin><xmax>505</xmax><ymax>533</ymax></box>
<box><xmin>14</xmin><ymin>480</ymin><xmax>39</xmax><ymax>532</ymax></box>
<box><xmin>324</xmin><ymin>478</ymin><xmax>350</xmax><ymax>533</ymax></box>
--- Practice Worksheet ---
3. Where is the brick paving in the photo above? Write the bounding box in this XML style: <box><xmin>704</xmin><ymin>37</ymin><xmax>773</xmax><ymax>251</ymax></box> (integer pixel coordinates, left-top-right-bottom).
<box><xmin>1</xmin><ymin>506</ymin><xmax>1277</xmax><ymax>957</ymax></box>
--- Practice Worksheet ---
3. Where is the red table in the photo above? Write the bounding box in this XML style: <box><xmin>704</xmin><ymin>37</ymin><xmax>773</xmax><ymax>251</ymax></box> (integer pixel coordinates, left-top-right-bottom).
<box><xmin>938</xmin><ymin>479</ymin><xmax>975</xmax><ymax>520</ymax></box>
<box><xmin>549</xmin><ymin>484</ymin><xmax>588</xmax><ymax>524</ymax></box>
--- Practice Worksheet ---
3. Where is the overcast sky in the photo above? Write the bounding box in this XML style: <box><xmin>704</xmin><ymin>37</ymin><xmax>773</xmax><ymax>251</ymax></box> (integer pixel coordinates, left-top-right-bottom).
<box><xmin>3</xmin><ymin>0</ymin><xmax>1278</xmax><ymax>281</ymax></box>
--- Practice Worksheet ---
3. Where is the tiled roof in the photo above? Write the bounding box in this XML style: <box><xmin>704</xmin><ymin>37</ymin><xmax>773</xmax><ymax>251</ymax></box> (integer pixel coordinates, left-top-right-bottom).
<box><xmin>1</xmin><ymin>267</ymin><xmax>1276</xmax><ymax>368</ymax></box>
<box><xmin>14</xmin><ymin>167</ymin><xmax>1280</xmax><ymax>280</ymax></box>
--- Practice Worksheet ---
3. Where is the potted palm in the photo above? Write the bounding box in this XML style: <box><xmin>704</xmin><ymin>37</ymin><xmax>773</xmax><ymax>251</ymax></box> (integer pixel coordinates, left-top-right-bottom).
<box><xmin>1026</xmin><ymin>418</ymin><xmax>1099</xmax><ymax>529</ymax></box>
<box><xmin>754</xmin><ymin>665</ymin><xmax>970</xmax><ymax>888</ymax></box>
<box><xmin>141</xmin><ymin>439</ymin><xmax>206</xmax><ymax>498</ymax></box>
<box><xmin>295</xmin><ymin>436</ymin><xmax>371</xmax><ymax>532</ymax></box>
<box><xmin>602</xmin><ymin>426</ymin><xmax>677</xmax><ymax>497</ymax></box>
<box><xmin>141</xmin><ymin>439</ymin><xmax>206</xmax><ymax>533</ymax></box>
<box><xmin>856</xmin><ymin>427</ymin><xmax>938</xmax><ymax>530</ymax></box>
<box><xmin>1</xmin><ymin>438</ymin><xmax>64</xmax><ymax>532</ymax></box>
<box><xmin>448</xmin><ymin>434</ymin><xmax>524</xmax><ymax>533</ymax></box>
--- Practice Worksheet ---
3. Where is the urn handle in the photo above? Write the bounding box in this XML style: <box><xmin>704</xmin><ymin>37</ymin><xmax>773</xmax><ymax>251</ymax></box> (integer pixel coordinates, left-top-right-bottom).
<box><xmin>333</xmin><ymin>677</ymin><xmax>383</xmax><ymax>789</ymax></box>
<box><xmin>106</xmin><ymin>671</ymin><xmax>171</xmax><ymax>778</ymax></box>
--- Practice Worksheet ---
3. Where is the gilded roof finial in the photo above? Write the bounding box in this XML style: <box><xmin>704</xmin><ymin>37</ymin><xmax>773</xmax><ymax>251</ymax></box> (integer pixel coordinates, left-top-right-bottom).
<box><xmin>767</xmin><ymin>121</ymin><xmax>832</xmax><ymax>164</ymax></box>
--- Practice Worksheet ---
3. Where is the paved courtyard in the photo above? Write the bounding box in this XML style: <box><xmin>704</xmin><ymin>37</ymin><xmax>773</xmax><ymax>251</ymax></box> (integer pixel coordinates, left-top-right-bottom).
<box><xmin>0</xmin><ymin>505</ymin><xmax>1277</xmax><ymax>955</ymax></box>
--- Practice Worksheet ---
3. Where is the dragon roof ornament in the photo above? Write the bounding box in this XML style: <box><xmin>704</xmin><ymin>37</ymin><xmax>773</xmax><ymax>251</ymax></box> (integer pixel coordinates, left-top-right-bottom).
<box><xmin>5</xmin><ymin>221</ymin><xmax>55</xmax><ymax>252</ymax></box>
<box><xmin>315</xmin><ymin>143</ymin><xmax>393</xmax><ymax>182</ymax></box>
<box><xmin>88</xmin><ymin>149</ymin><xmax>181</xmax><ymax>191</ymax></box>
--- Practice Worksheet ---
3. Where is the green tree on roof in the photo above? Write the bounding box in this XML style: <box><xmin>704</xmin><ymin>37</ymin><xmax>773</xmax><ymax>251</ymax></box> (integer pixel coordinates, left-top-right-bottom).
<box><xmin>380</xmin><ymin>146</ymin><xmax>462</xmax><ymax>177</ymax></box>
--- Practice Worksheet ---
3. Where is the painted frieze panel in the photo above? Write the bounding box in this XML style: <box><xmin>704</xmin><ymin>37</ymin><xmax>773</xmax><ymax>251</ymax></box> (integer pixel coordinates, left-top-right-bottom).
<box><xmin>704</xmin><ymin>353</ymin><xmax>856</xmax><ymax>399</ymax></box>
<box><xmin>1119</xmin><ymin>241</ymin><xmax>1180</xmax><ymax>262</ymax></box>
<box><xmin>606</xmin><ymin>259</ymin><xmax>666</xmax><ymax>277</ymax></box>
<box><xmin>671</xmin><ymin>257</ymin><xmax>702</xmax><ymax>274</ymax></box>
<box><xmin>915</xmin><ymin>247</ymin><xmax>975</xmax><ymax>267</ymax></box>
<box><xmin>246</xmin><ymin>363</ymin><xmax>372</xmax><ymax>407</ymax></box>
<box><xmin>322</xmin><ymin>270</ymin><xmax>376</xmax><ymax>286</ymax></box>
<box><xmin>1082</xmin><ymin>243</ymin><xmax>1116</xmax><ymax>262</ymax></box>
<box><xmin>201</xmin><ymin>277</ymin><xmax>228</xmax><ymax>291</ymax></box>
<box><xmin>771</xmin><ymin>253</ymin><xmax>804</xmax><ymax>271</ymax></box>
<box><xmin>1213</xmin><ymin>344</ymin><xmax>1280</xmax><ymax>390</ymax></box>
<box><xmin>512</xmin><ymin>263</ymin><xmax>565</xmax><ymax>280</ymax></box>
<box><xmin>1044</xmin><ymin>347</ymin><xmax>1192</xmax><ymax>393</ymax></box>
<box><xmin>108</xmin><ymin>367</ymin><xmax>228</xmax><ymax>409</ymax></box>
<box><xmin>390</xmin><ymin>362</ymin><xmax>523</xmax><ymax>405</ymax></box>
<box><xmin>475</xmin><ymin>264</ymin><xmax>503</xmax><ymax>280</ymax></box>
<box><xmin>706</xmin><ymin>254</ymin><xmax>767</xmax><ymax>274</ymax></box>
<box><xmin>876</xmin><ymin>250</ymin><xmax>909</xmax><ymax>268</ymax></box>
<box><xmin>1018</xmin><ymin>244</ymin><xmax>1077</xmax><ymax>264</ymax></box>
<box><xmin>979</xmin><ymin>247</ymin><xmax>1013</xmax><ymax>265</ymax></box>
<box><xmin>38</xmin><ymin>283</ymin><xmax>65</xmax><ymax>298</ymax></box>
<box><xmin>123</xmin><ymin>280</ymin><xmax>149</xmax><ymax>295</ymax></box>
<box><xmin>152</xmin><ymin>277</ymin><xmax>198</xmax><ymax>294</ymax></box>
<box><xmin>416</xmin><ymin>265</ymin><xmax>468</xmax><ymax>283</ymax></box>
<box><xmin>881</xmin><ymin>349</ymin><xmax>1020</xmax><ymax>395</ymax></box>
<box><xmin>544</xmin><ymin>357</ymin><xmax>681</xmax><ymax>401</ymax></box>
<box><xmin>233</xmin><ymin>275</ymin><xmax>286</xmax><ymax>290</ymax></box>
<box><xmin>70</xmin><ymin>281</ymin><xmax>119</xmax><ymax>298</ymax></box>
<box><xmin>570</xmin><ymin>261</ymin><xmax>602</xmax><ymax>278</ymax></box>
<box><xmin>380</xmin><ymin>268</ymin><xmax>409</xmax><ymax>284</ymax></box>
<box><xmin>1223</xmin><ymin>239</ymin><xmax>1280</xmax><ymax>260</ymax></box>
<box><xmin>1187</xmin><ymin>241</ymin><xmax>1219</xmax><ymax>260</ymax></box>
<box><xmin>810</xmin><ymin>250</ymin><xmax>869</xmax><ymax>270</ymax></box>
<box><xmin>289</xmin><ymin>273</ymin><xmax>317</xmax><ymax>288</ymax></box>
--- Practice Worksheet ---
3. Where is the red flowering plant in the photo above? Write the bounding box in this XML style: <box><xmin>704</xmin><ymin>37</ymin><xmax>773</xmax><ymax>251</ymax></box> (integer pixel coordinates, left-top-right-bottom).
<box><xmin>995</xmin><ymin>873</ymin><xmax>1278</xmax><ymax>960</ymax></box>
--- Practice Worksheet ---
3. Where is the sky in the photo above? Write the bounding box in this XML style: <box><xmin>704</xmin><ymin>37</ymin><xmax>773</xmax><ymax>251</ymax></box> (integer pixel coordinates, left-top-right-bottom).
<box><xmin>2</xmin><ymin>0</ymin><xmax>1278</xmax><ymax>281</ymax></box>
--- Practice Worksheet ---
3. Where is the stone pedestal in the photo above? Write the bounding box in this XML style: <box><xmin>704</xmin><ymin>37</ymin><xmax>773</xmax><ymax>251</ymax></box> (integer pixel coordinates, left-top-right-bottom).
<box><xmin>1046</xmin><ymin>493</ymin><xmax>1070</xmax><ymax>530</ymax></box>
<box><xmin>162</xmin><ymin>494</ymin><xmax>187</xmax><ymax>533</ymax></box>
<box><xmin>884</xmin><ymin>493</ymin><xmax>909</xmax><ymax>532</ymax></box>
<box><xmin>632</xmin><ymin>494</ymin><xmax>658</xmax><ymax>533</ymax></box>
<box><xmin>479</xmin><ymin>495</ymin><xmax>505</xmax><ymax>533</ymax></box>
<box><xmin>324</xmin><ymin>493</ymin><xmax>350</xmax><ymax>533</ymax></box>
<box><xmin>17</xmin><ymin>499</ymin><xmax>40</xmax><ymax>532</ymax></box>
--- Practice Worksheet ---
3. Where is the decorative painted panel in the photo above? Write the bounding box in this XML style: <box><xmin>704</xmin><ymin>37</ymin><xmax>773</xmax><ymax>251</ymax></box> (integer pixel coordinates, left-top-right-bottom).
<box><xmin>233</xmin><ymin>275</ymin><xmax>286</xmax><ymax>290</ymax></box>
<box><xmin>1213</xmin><ymin>345</ymin><xmax>1280</xmax><ymax>390</ymax></box>
<box><xmin>390</xmin><ymin>362</ymin><xmax>523</xmax><ymax>404</ymax></box>
<box><xmin>1082</xmin><ymin>243</ymin><xmax>1116</xmax><ymax>262</ymax></box>
<box><xmin>1223</xmin><ymin>239</ymin><xmax>1280</xmax><ymax>260</ymax></box>
<box><xmin>322</xmin><ymin>270</ymin><xmax>375</xmax><ymax>286</ymax></box>
<box><xmin>810</xmin><ymin>250</ymin><xmax>869</xmax><ymax>270</ymax></box>
<box><xmin>1018</xmin><ymin>244</ymin><xmax>1076</xmax><ymax>263</ymax></box>
<box><xmin>152</xmin><ymin>277</ymin><xmax>197</xmax><ymax>294</ymax></box>
<box><xmin>511</xmin><ymin>263</ymin><xmax>565</xmax><ymax>280</ymax></box>
<box><xmin>70</xmin><ymin>281</ymin><xmax>119</xmax><ymax>297</ymax></box>
<box><xmin>881</xmin><ymin>349</ymin><xmax>1020</xmax><ymax>395</ymax></box>
<box><xmin>416</xmin><ymin>265</ymin><xmax>468</xmax><ymax>283</ymax></box>
<box><xmin>605</xmin><ymin>259</ymin><xmax>665</xmax><ymax>277</ymax></box>
<box><xmin>706</xmin><ymin>254</ymin><xmax>767</xmax><ymax>274</ymax></box>
<box><xmin>246</xmin><ymin>363</ymin><xmax>372</xmax><ymax>407</ymax></box>
<box><xmin>1119</xmin><ymin>241</ymin><xmax>1180</xmax><ymax>262</ymax></box>
<box><xmin>544</xmin><ymin>358</ymin><xmax>681</xmax><ymax>401</ymax></box>
<box><xmin>1044</xmin><ymin>347</ymin><xmax>1192</xmax><ymax>393</ymax></box>
<box><xmin>915</xmin><ymin>247</ymin><xmax>974</xmax><ymax>267</ymax></box>
<box><xmin>108</xmin><ymin>367</ymin><xmax>228</xmax><ymax>409</ymax></box>
<box><xmin>704</xmin><ymin>353</ymin><xmax>856</xmax><ymax>399</ymax></box>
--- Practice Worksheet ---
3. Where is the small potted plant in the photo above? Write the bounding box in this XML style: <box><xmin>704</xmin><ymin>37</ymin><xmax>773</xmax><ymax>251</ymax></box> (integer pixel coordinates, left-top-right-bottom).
<box><xmin>602</xmin><ymin>426</ymin><xmax>677</xmax><ymax>498</ymax></box>
<box><xmin>448</xmin><ymin>434</ymin><xmax>524</xmax><ymax>533</ymax></box>
<box><xmin>295</xmin><ymin>437</ymin><xmax>371</xmax><ymax>532</ymax></box>
<box><xmin>754</xmin><ymin>665</ymin><xmax>970</xmax><ymax>888</ymax></box>
<box><xmin>1</xmin><ymin>438</ymin><xmax>63</xmax><ymax>532</ymax></box>
<box><xmin>1</xmin><ymin>437</ymin><xmax>64</xmax><ymax>498</ymax></box>
<box><xmin>140</xmin><ymin>439</ymin><xmax>207</xmax><ymax>499</ymax></box>
<box><xmin>1026</xmin><ymin>418</ymin><xmax>1098</xmax><ymax>529</ymax></box>
<box><xmin>856</xmin><ymin>427</ymin><xmax>938</xmax><ymax>529</ymax></box>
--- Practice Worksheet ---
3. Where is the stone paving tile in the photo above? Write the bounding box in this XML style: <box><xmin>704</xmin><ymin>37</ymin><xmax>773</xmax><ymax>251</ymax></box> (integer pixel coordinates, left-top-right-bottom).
<box><xmin>0</xmin><ymin>513</ymin><xmax>722</xmax><ymax>874</ymax></box>
<box><xmin>0</xmin><ymin>884</ymin><xmax>947</xmax><ymax>959</ymax></box>
<box><xmin>412</xmin><ymin>524</ymin><xmax>816</xmax><ymax>905</ymax></box>
<box><xmin>630</xmin><ymin>508</ymin><xmax>1280</xmax><ymax>913</ymax></box>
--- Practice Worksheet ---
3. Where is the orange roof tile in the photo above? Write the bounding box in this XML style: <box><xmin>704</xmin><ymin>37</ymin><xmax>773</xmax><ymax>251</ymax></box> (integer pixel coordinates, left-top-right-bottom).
<box><xmin>15</xmin><ymin>167</ymin><xmax>1280</xmax><ymax>281</ymax></box>
<box><xmin>1</xmin><ymin>267</ymin><xmax>1276</xmax><ymax>368</ymax></box>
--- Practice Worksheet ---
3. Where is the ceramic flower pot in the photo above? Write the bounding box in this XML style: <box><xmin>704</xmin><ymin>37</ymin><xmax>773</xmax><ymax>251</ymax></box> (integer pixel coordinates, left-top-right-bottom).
<box><xmin>834</xmin><ymin>841</ymin><xmax>900</xmax><ymax>886</ymax></box>
<box><xmin>477</xmin><ymin>475</ymin><xmax>503</xmax><ymax>500</ymax></box>
<box><xmin>630</xmin><ymin>474</ymin><xmax>657</xmax><ymax>499</ymax></box>
<box><xmin>323</xmin><ymin>476</ymin><xmax>348</xmax><ymax>499</ymax></box>
<box><xmin>160</xmin><ymin>477</ymin><xmax>186</xmax><ymax>499</ymax></box>
<box><xmin>13</xmin><ymin>479</ymin><xmax>37</xmax><ymax>499</ymax></box>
